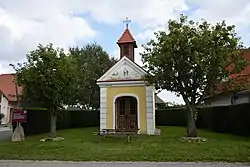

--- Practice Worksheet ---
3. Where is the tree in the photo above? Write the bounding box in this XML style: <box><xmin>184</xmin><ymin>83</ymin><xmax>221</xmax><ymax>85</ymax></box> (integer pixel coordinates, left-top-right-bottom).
<box><xmin>141</xmin><ymin>14</ymin><xmax>247</xmax><ymax>137</ymax></box>
<box><xmin>69</xmin><ymin>43</ymin><xmax>117</xmax><ymax>109</ymax></box>
<box><xmin>11</xmin><ymin>43</ymin><xmax>74</xmax><ymax>137</ymax></box>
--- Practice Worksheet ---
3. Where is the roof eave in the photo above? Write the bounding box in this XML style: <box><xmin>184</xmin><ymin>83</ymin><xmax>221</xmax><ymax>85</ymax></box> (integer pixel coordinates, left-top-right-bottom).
<box><xmin>116</xmin><ymin>41</ymin><xmax>137</xmax><ymax>48</ymax></box>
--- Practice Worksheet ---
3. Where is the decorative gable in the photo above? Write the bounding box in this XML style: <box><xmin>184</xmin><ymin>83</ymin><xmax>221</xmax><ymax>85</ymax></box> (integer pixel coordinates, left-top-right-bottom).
<box><xmin>97</xmin><ymin>56</ymin><xmax>147</xmax><ymax>82</ymax></box>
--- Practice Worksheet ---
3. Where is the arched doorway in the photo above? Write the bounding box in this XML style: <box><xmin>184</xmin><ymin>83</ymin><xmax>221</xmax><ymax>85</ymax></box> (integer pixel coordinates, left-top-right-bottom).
<box><xmin>115</xmin><ymin>96</ymin><xmax>138</xmax><ymax>130</ymax></box>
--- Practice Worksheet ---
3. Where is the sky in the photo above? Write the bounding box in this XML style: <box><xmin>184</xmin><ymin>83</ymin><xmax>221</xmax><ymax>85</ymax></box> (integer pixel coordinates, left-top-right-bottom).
<box><xmin>1</xmin><ymin>0</ymin><xmax>250</xmax><ymax>104</ymax></box>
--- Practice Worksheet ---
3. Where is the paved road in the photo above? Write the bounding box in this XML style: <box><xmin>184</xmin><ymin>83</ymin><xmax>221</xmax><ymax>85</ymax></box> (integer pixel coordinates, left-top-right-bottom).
<box><xmin>0</xmin><ymin>161</ymin><xmax>249</xmax><ymax>167</ymax></box>
<box><xmin>0</xmin><ymin>127</ymin><xmax>12</xmax><ymax>141</ymax></box>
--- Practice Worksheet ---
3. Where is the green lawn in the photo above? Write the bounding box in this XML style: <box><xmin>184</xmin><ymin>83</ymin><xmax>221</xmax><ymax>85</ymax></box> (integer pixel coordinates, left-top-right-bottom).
<box><xmin>0</xmin><ymin>126</ymin><xmax>250</xmax><ymax>162</ymax></box>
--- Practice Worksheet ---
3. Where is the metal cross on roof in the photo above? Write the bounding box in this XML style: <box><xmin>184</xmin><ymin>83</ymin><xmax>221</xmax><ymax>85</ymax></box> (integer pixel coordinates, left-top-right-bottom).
<box><xmin>123</xmin><ymin>17</ymin><xmax>131</xmax><ymax>28</ymax></box>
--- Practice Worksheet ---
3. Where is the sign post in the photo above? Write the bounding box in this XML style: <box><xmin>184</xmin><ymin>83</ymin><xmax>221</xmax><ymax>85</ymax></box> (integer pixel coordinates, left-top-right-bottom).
<box><xmin>12</xmin><ymin>109</ymin><xmax>27</xmax><ymax>142</ymax></box>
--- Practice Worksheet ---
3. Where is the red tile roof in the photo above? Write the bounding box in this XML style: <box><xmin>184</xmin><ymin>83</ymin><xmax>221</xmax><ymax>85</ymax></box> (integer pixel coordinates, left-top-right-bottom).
<box><xmin>117</xmin><ymin>28</ymin><xmax>137</xmax><ymax>47</ymax></box>
<box><xmin>228</xmin><ymin>49</ymin><xmax>250</xmax><ymax>78</ymax></box>
<box><xmin>213</xmin><ymin>49</ymin><xmax>250</xmax><ymax>94</ymax></box>
<box><xmin>0</xmin><ymin>73</ymin><xmax>23</xmax><ymax>102</ymax></box>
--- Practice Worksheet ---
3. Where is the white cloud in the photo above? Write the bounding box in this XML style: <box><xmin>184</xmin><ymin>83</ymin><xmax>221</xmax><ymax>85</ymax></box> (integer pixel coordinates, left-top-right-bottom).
<box><xmin>88</xmin><ymin>0</ymin><xmax>250</xmax><ymax>104</ymax></box>
<box><xmin>135</xmin><ymin>26</ymin><xmax>168</xmax><ymax>42</ymax></box>
<box><xmin>0</xmin><ymin>61</ymin><xmax>14</xmax><ymax>74</ymax></box>
<box><xmin>0</xmin><ymin>0</ymin><xmax>189</xmax><ymax>73</ymax></box>
<box><xmin>73</xmin><ymin>0</ymin><xmax>189</xmax><ymax>45</ymax></box>
<box><xmin>1</xmin><ymin>0</ymin><xmax>250</xmax><ymax>104</ymax></box>
<box><xmin>189</xmin><ymin>0</ymin><xmax>250</xmax><ymax>22</ymax></box>
<box><xmin>71</xmin><ymin>0</ymin><xmax>189</xmax><ymax>28</ymax></box>
<box><xmin>0</xmin><ymin>0</ymin><xmax>96</xmax><ymax>73</ymax></box>
<box><xmin>132</xmin><ymin>0</ymin><xmax>250</xmax><ymax>103</ymax></box>
<box><xmin>158</xmin><ymin>91</ymin><xmax>184</xmax><ymax>104</ymax></box>
<box><xmin>188</xmin><ymin>0</ymin><xmax>250</xmax><ymax>45</ymax></box>
<box><xmin>135</xmin><ymin>0</ymin><xmax>250</xmax><ymax>45</ymax></box>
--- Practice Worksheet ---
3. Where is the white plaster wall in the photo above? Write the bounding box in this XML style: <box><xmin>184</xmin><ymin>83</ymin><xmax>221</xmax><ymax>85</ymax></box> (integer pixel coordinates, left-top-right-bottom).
<box><xmin>0</xmin><ymin>94</ymin><xmax>9</xmax><ymax>124</ymax></box>
<box><xmin>205</xmin><ymin>92</ymin><xmax>250</xmax><ymax>107</ymax></box>
<box><xmin>100</xmin><ymin>87</ymin><xmax>107</xmax><ymax>131</ymax></box>
<box><xmin>146</xmin><ymin>86</ymin><xmax>155</xmax><ymax>135</ymax></box>
<box><xmin>152</xmin><ymin>88</ymin><xmax>156</xmax><ymax>130</ymax></box>
<box><xmin>209</xmin><ymin>95</ymin><xmax>232</xmax><ymax>107</ymax></box>
<box><xmin>234</xmin><ymin>96</ymin><xmax>250</xmax><ymax>105</ymax></box>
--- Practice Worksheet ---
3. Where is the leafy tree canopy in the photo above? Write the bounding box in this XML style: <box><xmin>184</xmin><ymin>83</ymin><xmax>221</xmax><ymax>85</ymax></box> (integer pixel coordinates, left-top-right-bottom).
<box><xmin>141</xmin><ymin>14</ymin><xmax>247</xmax><ymax>137</ymax></box>
<box><xmin>11</xmin><ymin>43</ymin><xmax>74</xmax><ymax>136</ymax></box>
<box><xmin>69</xmin><ymin>43</ymin><xmax>117</xmax><ymax>109</ymax></box>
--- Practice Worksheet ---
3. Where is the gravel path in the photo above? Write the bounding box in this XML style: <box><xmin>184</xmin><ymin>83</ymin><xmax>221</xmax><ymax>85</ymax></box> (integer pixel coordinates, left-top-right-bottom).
<box><xmin>0</xmin><ymin>161</ymin><xmax>249</xmax><ymax>167</ymax></box>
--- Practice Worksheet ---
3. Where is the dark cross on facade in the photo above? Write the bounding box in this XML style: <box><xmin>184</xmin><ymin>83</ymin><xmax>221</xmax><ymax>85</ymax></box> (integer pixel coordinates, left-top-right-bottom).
<box><xmin>123</xmin><ymin>17</ymin><xmax>131</xmax><ymax>28</ymax></box>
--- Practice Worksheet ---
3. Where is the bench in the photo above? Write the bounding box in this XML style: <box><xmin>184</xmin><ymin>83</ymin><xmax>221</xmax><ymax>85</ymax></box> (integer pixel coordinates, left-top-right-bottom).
<box><xmin>95</xmin><ymin>128</ymin><xmax>140</xmax><ymax>142</ymax></box>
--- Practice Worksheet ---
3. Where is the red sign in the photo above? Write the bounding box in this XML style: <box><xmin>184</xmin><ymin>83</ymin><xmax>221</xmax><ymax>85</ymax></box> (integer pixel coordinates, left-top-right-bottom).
<box><xmin>12</xmin><ymin>109</ymin><xmax>27</xmax><ymax>123</ymax></box>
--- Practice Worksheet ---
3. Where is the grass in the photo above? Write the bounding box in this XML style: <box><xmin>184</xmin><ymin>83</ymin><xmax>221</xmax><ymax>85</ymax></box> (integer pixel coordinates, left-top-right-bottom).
<box><xmin>0</xmin><ymin>126</ymin><xmax>250</xmax><ymax>162</ymax></box>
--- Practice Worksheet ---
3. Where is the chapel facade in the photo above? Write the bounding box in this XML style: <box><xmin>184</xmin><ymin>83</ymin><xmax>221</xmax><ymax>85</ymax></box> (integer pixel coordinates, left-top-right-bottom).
<box><xmin>97</xmin><ymin>22</ymin><xmax>157</xmax><ymax>135</ymax></box>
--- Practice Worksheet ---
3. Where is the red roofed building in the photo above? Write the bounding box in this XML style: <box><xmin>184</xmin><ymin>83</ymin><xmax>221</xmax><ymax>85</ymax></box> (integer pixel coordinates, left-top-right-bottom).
<box><xmin>0</xmin><ymin>73</ymin><xmax>22</xmax><ymax>124</ymax></box>
<box><xmin>203</xmin><ymin>49</ymin><xmax>250</xmax><ymax>107</ymax></box>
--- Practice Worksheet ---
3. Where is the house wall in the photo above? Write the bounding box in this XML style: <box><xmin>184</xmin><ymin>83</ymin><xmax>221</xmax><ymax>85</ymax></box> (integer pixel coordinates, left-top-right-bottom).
<box><xmin>8</xmin><ymin>101</ymin><xmax>17</xmax><ymax>108</ymax></box>
<box><xmin>205</xmin><ymin>92</ymin><xmax>250</xmax><ymax>107</ymax></box>
<box><xmin>0</xmin><ymin>94</ymin><xmax>9</xmax><ymax>124</ymax></box>
<box><xmin>234</xmin><ymin>93</ymin><xmax>250</xmax><ymax>105</ymax></box>
<box><xmin>7</xmin><ymin>101</ymin><xmax>17</xmax><ymax>122</ymax></box>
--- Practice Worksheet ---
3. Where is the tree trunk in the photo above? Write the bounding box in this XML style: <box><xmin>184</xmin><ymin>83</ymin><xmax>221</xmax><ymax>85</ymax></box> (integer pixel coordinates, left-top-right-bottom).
<box><xmin>50</xmin><ymin>110</ymin><xmax>57</xmax><ymax>137</ymax></box>
<box><xmin>186</xmin><ymin>106</ymin><xmax>198</xmax><ymax>137</ymax></box>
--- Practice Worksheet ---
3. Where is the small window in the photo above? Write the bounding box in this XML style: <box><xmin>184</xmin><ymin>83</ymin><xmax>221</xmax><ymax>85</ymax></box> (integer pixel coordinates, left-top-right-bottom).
<box><xmin>123</xmin><ymin>45</ymin><xmax>129</xmax><ymax>56</ymax></box>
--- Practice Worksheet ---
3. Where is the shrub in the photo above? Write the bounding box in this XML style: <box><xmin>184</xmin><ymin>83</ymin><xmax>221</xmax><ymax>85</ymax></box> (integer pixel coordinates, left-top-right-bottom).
<box><xmin>13</xmin><ymin>109</ymin><xmax>100</xmax><ymax>136</ymax></box>
<box><xmin>155</xmin><ymin>107</ymin><xmax>186</xmax><ymax>126</ymax></box>
<box><xmin>12</xmin><ymin>103</ymin><xmax>250</xmax><ymax>137</ymax></box>
<box><xmin>197</xmin><ymin>103</ymin><xmax>250</xmax><ymax>136</ymax></box>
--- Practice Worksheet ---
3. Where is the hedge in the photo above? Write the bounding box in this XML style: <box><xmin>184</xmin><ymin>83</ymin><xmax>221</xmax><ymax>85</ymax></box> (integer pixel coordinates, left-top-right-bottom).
<box><xmin>13</xmin><ymin>103</ymin><xmax>250</xmax><ymax>136</ymax></box>
<box><xmin>70</xmin><ymin>110</ymin><xmax>99</xmax><ymax>128</ymax></box>
<box><xmin>158</xmin><ymin>104</ymin><xmax>250</xmax><ymax>136</ymax></box>
<box><xmin>13</xmin><ymin>108</ymin><xmax>185</xmax><ymax>136</ymax></box>
<box><xmin>197</xmin><ymin>103</ymin><xmax>250</xmax><ymax>136</ymax></box>
<box><xmin>13</xmin><ymin>109</ymin><xmax>100</xmax><ymax>136</ymax></box>
<box><xmin>155</xmin><ymin>108</ymin><xmax>186</xmax><ymax>126</ymax></box>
